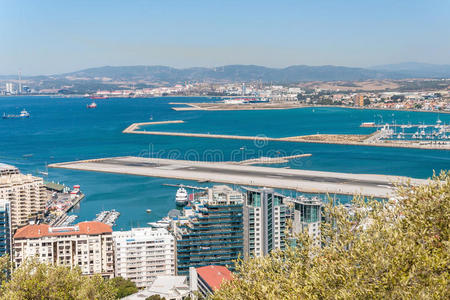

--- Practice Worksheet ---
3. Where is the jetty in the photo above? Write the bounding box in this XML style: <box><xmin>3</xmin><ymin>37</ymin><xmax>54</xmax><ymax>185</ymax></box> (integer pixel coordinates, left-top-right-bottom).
<box><xmin>123</xmin><ymin>120</ymin><xmax>184</xmax><ymax>133</ymax></box>
<box><xmin>122</xmin><ymin>121</ymin><xmax>450</xmax><ymax>150</ymax></box>
<box><xmin>49</xmin><ymin>156</ymin><xmax>429</xmax><ymax>198</ymax></box>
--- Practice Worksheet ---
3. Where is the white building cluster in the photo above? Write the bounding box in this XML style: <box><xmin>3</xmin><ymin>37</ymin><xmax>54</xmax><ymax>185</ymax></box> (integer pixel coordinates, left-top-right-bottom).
<box><xmin>113</xmin><ymin>227</ymin><xmax>176</xmax><ymax>287</ymax></box>
<box><xmin>3</xmin><ymin>170</ymin><xmax>323</xmax><ymax>299</ymax></box>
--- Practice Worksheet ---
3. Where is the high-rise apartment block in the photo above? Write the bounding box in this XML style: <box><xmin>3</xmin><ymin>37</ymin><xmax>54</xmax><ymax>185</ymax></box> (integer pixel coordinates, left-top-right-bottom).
<box><xmin>0</xmin><ymin>200</ymin><xmax>11</xmax><ymax>256</ymax></box>
<box><xmin>243</xmin><ymin>187</ymin><xmax>288</xmax><ymax>257</ymax></box>
<box><xmin>354</xmin><ymin>94</ymin><xmax>365</xmax><ymax>106</ymax></box>
<box><xmin>290</xmin><ymin>196</ymin><xmax>322</xmax><ymax>247</ymax></box>
<box><xmin>113</xmin><ymin>227</ymin><xmax>176</xmax><ymax>288</ymax></box>
<box><xmin>173</xmin><ymin>185</ymin><xmax>244</xmax><ymax>276</ymax></box>
<box><xmin>12</xmin><ymin>221</ymin><xmax>114</xmax><ymax>277</ymax></box>
<box><xmin>0</xmin><ymin>166</ymin><xmax>47</xmax><ymax>231</ymax></box>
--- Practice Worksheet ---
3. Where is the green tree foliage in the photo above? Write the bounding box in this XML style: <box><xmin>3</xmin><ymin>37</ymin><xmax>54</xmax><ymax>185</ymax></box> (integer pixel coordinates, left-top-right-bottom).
<box><xmin>0</xmin><ymin>255</ymin><xmax>12</xmax><ymax>285</ymax></box>
<box><xmin>213</xmin><ymin>172</ymin><xmax>450</xmax><ymax>299</ymax></box>
<box><xmin>0</xmin><ymin>259</ymin><xmax>118</xmax><ymax>300</ymax></box>
<box><xmin>110</xmin><ymin>276</ymin><xmax>138</xmax><ymax>298</ymax></box>
<box><xmin>146</xmin><ymin>295</ymin><xmax>166</xmax><ymax>300</ymax></box>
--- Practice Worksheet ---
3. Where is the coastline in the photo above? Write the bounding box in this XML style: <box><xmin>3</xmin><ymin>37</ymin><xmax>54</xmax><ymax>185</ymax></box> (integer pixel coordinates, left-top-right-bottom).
<box><xmin>169</xmin><ymin>101</ymin><xmax>450</xmax><ymax>114</ymax></box>
<box><xmin>1</xmin><ymin>95</ymin><xmax>448</xmax><ymax>115</ymax></box>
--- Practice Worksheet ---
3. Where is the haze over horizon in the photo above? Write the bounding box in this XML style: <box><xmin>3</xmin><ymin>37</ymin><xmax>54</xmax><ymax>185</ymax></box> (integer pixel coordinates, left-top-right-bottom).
<box><xmin>1</xmin><ymin>0</ymin><xmax>449</xmax><ymax>75</ymax></box>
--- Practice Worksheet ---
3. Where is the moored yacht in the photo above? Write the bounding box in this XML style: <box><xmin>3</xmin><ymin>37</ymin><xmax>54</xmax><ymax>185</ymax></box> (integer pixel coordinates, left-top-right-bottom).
<box><xmin>175</xmin><ymin>187</ymin><xmax>188</xmax><ymax>206</ymax></box>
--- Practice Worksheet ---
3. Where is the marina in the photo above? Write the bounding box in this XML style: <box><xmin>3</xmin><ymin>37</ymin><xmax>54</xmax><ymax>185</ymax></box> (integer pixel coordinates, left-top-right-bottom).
<box><xmin>94</xmin><ymin>209</ymin><xmax>120</xmax><ymax>226</ymax></box>
<box><xmin>52</xmin><ymin>214</ymin><xmax>78</xmax><ymax>227</ymax></box>
<box><xmin>49</xmin><ymin>156</ymin><xmax>429</xmax><ymax>198</ymax></box>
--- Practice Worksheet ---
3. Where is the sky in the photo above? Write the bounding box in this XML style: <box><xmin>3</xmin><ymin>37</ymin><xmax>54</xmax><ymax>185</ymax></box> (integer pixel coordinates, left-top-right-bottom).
<box><xmin>0</xmin><ymin>0</ymin><xmax>449</xmax><ymax>75</ymax></box>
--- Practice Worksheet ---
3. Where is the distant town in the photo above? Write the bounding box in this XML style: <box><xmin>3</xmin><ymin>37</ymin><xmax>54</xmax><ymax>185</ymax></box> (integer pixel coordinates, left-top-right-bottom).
<box><xmin>1</xmin><ymin>75</ymin><xmax>450</xmax><ymax>112</ymax></box>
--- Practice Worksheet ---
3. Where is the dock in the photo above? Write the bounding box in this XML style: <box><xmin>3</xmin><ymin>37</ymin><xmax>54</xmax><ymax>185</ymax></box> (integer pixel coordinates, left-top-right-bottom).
<box><xmin>49</xmin><ymin>156</ymin><xmax>429</xmax><ymax>198</ymax></box>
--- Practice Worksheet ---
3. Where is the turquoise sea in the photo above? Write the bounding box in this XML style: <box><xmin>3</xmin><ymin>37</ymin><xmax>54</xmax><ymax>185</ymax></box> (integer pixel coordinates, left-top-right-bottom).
<box><xmin>1</xmin><ymin>96</ymin><xmax>449</xmax><ymax>230</ymax></box>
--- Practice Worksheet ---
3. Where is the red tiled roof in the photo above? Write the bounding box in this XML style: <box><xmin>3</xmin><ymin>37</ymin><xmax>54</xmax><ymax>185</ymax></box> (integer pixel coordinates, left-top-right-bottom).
<box><xmin>196</xmin><ymin>265</ymin><xmax>233</xmax><ymax>291</ymax></box>
<box><xmin>14</xmin><ymin>221</ymin><xmax>112</xmax><ymax>239</ymax></box>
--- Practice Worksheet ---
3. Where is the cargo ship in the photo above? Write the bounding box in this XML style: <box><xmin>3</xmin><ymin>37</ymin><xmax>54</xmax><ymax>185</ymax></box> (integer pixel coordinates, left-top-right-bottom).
<box><xmin>2</xmin><ymin>109</ymin><xmax>30</xmax><ymax>119</ymax></box>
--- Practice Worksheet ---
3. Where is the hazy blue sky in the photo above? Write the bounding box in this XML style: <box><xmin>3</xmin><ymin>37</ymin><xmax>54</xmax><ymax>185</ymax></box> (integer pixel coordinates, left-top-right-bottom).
<box><xmin>1</xmin><ymin>0</ymin><xmax>449</xmax><ymax>75</ymax></box>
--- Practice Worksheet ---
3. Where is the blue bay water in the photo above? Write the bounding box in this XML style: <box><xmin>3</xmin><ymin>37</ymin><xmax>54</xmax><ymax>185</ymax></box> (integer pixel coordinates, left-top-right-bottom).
<box><xmin>1</xmin><ymin>96</ymin><xmax>449</xmax><ymax>229</ymax></box>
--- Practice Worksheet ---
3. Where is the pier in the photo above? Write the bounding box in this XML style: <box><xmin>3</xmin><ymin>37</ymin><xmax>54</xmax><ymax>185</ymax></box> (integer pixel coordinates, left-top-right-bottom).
<box><xmin>122</xmin><ymin>121</ymin><xmax>450</xmax><ymax>150</ymax></box>
<box><xmin>49</xmin><ymin>156</ymin><xmax>429</xmax><ymax>198</ymax></box>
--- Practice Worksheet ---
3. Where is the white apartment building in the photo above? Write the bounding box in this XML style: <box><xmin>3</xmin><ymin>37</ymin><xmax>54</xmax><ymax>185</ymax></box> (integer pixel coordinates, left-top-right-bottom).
<box><xmin>0</xmin><ymin>171</ymin><xmax>47</xmax><ymax>231</ymax></box>
<box><xmin>243</xmin><ymin>187</ymin><xmax>288</xmax><ymax>257</ymax></box>
<box><xmin>12</xmin><ymin>221</ymin><xmax>115</xmax><ymax>277</ymax></box>
<box><xmin>113</xmin><ymin>227</ymin><xmax>176</xmax><ymax>288</ymax></box>
<box><xmin>5</xmin><ymin>83</ymin><xmax>14</xmax><ymax>94</ymax></box>
<box><xmin>0</xmin><ymin>163</ymin><xmax>19</xmax><ymax>176</ymax></box>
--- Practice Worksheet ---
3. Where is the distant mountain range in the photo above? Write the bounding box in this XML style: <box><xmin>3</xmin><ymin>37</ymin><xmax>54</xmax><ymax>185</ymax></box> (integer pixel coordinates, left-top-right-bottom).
<box><xmin>368</xmin><ymin>62</ymin><xmax>450</xmax><ymax>78</ymax></box>
<box><xmin>4</xmin><ymin>63</ymin><xmax>450</xmax><ymax>84</ymax></box>
<box><xmin>61</xmin><ymin>65</ymin><xmax>391</xmax><ymax>83</ymax></box>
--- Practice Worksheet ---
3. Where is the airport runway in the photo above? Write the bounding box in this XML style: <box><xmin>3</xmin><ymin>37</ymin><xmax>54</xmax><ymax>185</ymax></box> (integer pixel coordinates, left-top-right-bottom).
<box><xmin>49</xmin><ymin>156</ymin><xmax>428</xmax><ymax>198</ymax></box>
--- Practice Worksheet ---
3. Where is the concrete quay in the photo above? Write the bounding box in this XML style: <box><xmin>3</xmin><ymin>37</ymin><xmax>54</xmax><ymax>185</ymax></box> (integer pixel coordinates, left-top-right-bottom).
<box><xmin>123</xmin><ymin>120</ymin><xmax>184</xmax><ymax>133</ymax></box>
<box><xmin>122</xmin><ymin>122</ymin><xmax>450</xmax><ymax>150</ymax></box>
<box><xmin>49</xmin><ymin>156</ymin><xmax>429</xmax><ymax>198</ymax></box>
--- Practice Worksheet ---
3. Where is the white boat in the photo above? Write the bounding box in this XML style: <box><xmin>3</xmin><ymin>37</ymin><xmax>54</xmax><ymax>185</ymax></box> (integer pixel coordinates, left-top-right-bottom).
<box><xmin>146</xmin><ymin>209</ymin><xmax>152</xmax><ymax>213</ymax></box>
<box><xmin>147</xmin><ymin>218</ymin><xmax>171</xmax><ymax>228</ymax></box>
<box><xmin>87</xmin><ymin>102</ymin><xmax>97</xmax><ymax>109</ymax></box>
<box><xmin>175</xmin><ymin>187</ymin><xmax>188</xmax><ymax>206</ymax></box>
<box><xmin>20</xmin><ymin>109</ymin><xmax>30</xmax><ymax>118</ymax></box>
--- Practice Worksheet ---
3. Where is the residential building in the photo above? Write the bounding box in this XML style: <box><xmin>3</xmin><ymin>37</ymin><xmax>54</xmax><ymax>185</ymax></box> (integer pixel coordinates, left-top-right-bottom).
<box><xmin>173</xmin><ymin>185</ymin><xmax>244</xmax><ymax>276</ymax></box>
<box><xmin>5</xmin><ymin>83</ymin><xmax>13</xmax><ymax>94</ymax></box>
<box><xmin>113</xmin><ymin>227</ymin><xmax>176</xmax><ymax>288</ymax></box>
<box><xmin>190</xmin><ymin>265</ymin><xmax>233</xmax><ymax>298</ymax></box>
<box><xmin>0</xmin><ymin>163</ymin><xmax>19</xmax><ymax>176</ymax></box>
<box><xmin>0</xmin><ymin>170</ymin><xmax>47</xmax><ymax>231</ymax></box>
<box><xmin>243</xmin><ymin>187</ymin><xmax>288</xmax><ymax>257</ymax></box>
<box><xmin>354</xmin><ymin>94</ymin><xmax>364</xmax><ymax>106</ymax></box>
<box><xmin>12</xmin><ymin>221</ymin><xmax>114</xmax><ymax>277</ymax></box>
<box><xmin>122</xmin><ymin>275</ymin><xmax>191</xmax><ymax>300</ymax></box>
<box><xmin>290</xmin><ymin>196</ymin><xmax>322</xmax><ymax>247</ymax></box>
<box><xmin>0</xmin><ymin>200</ymin><xmax>11</xmax><ymax>256</ymax></box>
